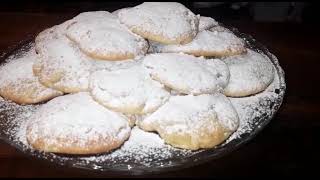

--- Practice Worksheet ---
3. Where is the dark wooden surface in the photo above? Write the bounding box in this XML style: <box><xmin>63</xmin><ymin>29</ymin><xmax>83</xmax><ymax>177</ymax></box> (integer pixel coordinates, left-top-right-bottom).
<box><xmin>0</xmin><ymin>10</ymin><xmax>319</xmax><ymax>178</ymax></box>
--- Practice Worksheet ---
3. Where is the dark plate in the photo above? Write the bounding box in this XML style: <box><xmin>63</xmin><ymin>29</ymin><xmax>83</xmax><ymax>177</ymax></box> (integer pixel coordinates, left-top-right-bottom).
<box><xmin>0</xmin><ymin>27</ymin><xmax>286</xmax><ymax>175</ymax></box>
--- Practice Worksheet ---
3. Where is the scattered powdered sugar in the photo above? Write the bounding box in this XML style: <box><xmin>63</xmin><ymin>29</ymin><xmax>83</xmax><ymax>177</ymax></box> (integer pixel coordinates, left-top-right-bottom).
<box><xmin>225</xmin><ymin>67</ymin><xmax>281</xmax><ymax>143</ymax></box>
<box><xmin>0</xmin><ymin>43</ymin><xmax>42</xmax><ymax>145</ymax></box>
<box><xmin>0</xmin><ymin>98</ymin><xmax>39</xmax><ymax>146</ymax></box>
<box><xmin>80</xmin><ymin>127</ymin><xmax>192</xmax><ymax>167</ymax></box>
<box><xmin>0</xmin><ymin>61</ymin><xmax>284</xmax><ymax>169</ymax></box>
<box><xmin>0</xmin><ymin>44</ymin><xmax>35</xmax><ymax>83</ymax></box>
<box><xmin>0</xmin><ymin>8</ymin><xmax>285</xmax><ymax>170</ymax></box>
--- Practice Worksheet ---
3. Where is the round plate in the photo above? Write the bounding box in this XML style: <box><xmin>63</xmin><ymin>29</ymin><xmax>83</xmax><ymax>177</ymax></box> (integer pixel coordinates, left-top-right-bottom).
<box><xmin>0</xmin><ymin>27</ymin><xmax>286</xmax><ymax>175</ymax></box>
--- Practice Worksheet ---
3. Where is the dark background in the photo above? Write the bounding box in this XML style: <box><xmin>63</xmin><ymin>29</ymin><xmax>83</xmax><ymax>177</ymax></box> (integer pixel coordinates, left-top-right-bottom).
<box><xmin>1</xmin><ymin>1</ymin><xmax>318</xmax><ymax>23</ymax></box>
<box><xmin>0</xmin><ymin>1</ymin><xmax>319</xmax><ymax>178</ymax></box>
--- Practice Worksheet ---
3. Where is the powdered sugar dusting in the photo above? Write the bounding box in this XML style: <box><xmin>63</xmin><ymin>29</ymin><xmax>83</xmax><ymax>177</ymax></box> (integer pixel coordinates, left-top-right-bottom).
<box><xmin>26</xmin><ymin>92</ymin><xmax>131</xmax><ymax>154</ymax></box>
<box><xmin>222</xmin><ymin>49</ymin><xmax>275</xmax><ymax>97</ymax></box>
<box><xmin>199</xmin><ymin>16</ymin><xmax>219</xmax><ymax>31</ymax></box>
<box><xmin>143</xmin><ymin>53</ymin><xmax>230</xmax><ymax>95</ymax></box>
<box><xmin>0</xmin><ymin>63</ymin><xmax>284</xmax><ymax>170</ymax></box>
<box><xmin>118</xmin><ymin>2</ymin><xmax>199</xmax><ymax>44</ymax></box>
<box><xmin>137</xmin><ymin>93</ymin><xmax>239</xmax><ymax>150</ymax></box>
<box><xmin>66</xmin><ymin>11</ymin><xmax>148</xmax><ymax>60</ymax></box>
<box><xmin>0</xmin><ymin>98</ymin><xmax>39</xmax><ymax>147</ymax></box>
<box><xmin>0</xmin><ymin>43</ymin><xmax>62</xmax><ymax>104</ymax></box>
<box><xmin>0</xmin><ymin>43</ymin><xmax>36</xmax><ymax>82</ymax></box>
<box><xmin>80</xmin><ymin>127</ymin><xmax>192</xmax><ymax>167</ymax></box>
<box><xmin>90</xmin><ymin>65</ymin><xmax>170</xmax><ymax>114</ymax></box>
<box><xmin>35</xmin><ymin>22</ymin><xmax>144</xmax><ymax>93</ymax></box>
<box><xmin>0</xmin><ymin>9</ymin><xmax>285</xmax><ymax>171</ymax></box>
<box><xmin>151</xmin><ymin>30</ymin><xmax>246</xmax><ymax>56</ymax></box>
<box><xmin>35</xmin><ymin>26</ymin><xmax>93</xmax><ymax>92</ymax></box>
<box><xmin>225</xmin><ymin>67</ymin><xmax>281</xmax><ymax>143</ymax></box>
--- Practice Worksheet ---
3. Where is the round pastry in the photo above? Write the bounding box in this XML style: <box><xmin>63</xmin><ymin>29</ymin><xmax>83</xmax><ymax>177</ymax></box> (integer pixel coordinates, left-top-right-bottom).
<box><xmin>34</xmin><ymin>25</ymin><xmax>93</xmax><ymax>93</ymax></box>
<box><xmin>117</xmin><ymin>2</ymin><xmax>199</xmax><ymax>45</ymax></box>
<box><xmin>199</xmin><ymin>16</ymin><xmax>219</xmax><ymax>31</ymax></box>
<box><xmin>65</xmin><ymin>11</ymin><xmax>149</xmax><ymax>61</ymax></box>
<box><xmin>89</xmin><ymin>65</ymin><xmax>170</xmax><ymax>114</ymax></box>
<box><xmin>34</xmin><ymin>12</ymin><xmax>100</xmax><ymax>92</ymax></box>
<box><xmin>222</xmin><ymin>49</ymin><xmax>275</xmax><ymax>97</ymax></box>
<box><xmin>137</xmin><ymin>93</ymin><xmax>239</xmax><ymax>150</ymax></box>
<box><xmin>0</xmin><ymin>45</ymin><xmax>62</xmax><ymax>105</ymax></box>
<box><xmin>26</xmin><ymin>92</ymin><xmax>131</xmax><ymax>154</ymax></box>
<box><xmin>150</xmin><ymin>29</ymin><xmax>246</xmax><ymax>57</ymax></box>
<box><xmin>142</xmin><ymin>53</ymin><xmax>230</xmax><ymax>95</ymax></box>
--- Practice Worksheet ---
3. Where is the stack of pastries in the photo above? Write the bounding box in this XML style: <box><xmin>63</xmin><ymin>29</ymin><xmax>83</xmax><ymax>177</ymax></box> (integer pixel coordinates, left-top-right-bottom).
<box><xmin>0</xmin><ymin>2</ymin><xmax>275</xmax><ymax>154</ymax></box>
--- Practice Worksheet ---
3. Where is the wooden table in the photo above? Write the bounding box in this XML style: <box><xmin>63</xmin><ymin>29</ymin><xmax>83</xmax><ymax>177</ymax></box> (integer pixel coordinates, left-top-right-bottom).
<box><xmin>0</xmin><ymin>12</ymin><xmax>319</xmax><ymax>178</ymax></box>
